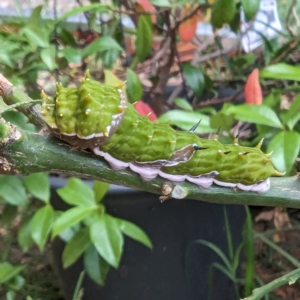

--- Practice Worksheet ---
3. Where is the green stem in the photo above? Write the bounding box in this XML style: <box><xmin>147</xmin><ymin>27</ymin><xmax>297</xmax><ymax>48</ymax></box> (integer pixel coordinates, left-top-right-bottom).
<box><xmin>242</xmin><ymin>267</ymin><xmax>300</xmax><ymax>300</ymax></box>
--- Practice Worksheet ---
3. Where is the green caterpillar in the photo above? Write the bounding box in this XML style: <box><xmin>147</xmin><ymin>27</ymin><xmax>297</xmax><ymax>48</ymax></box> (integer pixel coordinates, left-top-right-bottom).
<box><xmin>41</xmin><ymin>71</ymin><xmax>283</xmax><ymax>193</ymax></box>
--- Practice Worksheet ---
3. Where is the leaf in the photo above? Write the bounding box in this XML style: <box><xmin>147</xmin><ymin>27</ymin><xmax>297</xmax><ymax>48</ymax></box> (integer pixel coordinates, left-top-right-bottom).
<box><xmin>173</xmin><ymin>98</ymin><xmax>193</xmax><ymax>111</ymax></box>
<box><xmin>260</xmin><ymin>63</ymin><xmax>300</xmax><ymax>81</ymax></box>
<box><xmin>267</xmin><ymin>131</ymin><xmax>300</xmax><ymax>174</ymax></box>
<box><xmin>62</xmin><ymin>227</ymin><xmax>90</xmax><ymax>268</ymax></box>
<box><xmin>281</xmin><ymin>94</ymin><xmax>300</xmax><ymax>130</ymax></box>
<box><xmin>126</xmin><ymin>68</ymin><xmax>143</xmax><ymax>102</ymax></box>
<box><xmin>0</xmin><ymin>263</ymin><xmax>25</xmax><ymax>284</ymax></box>
<box><xmin>117</xmin><ymin>218</ymin><xmax>152</xmax><ymax>249</ymax></box>
<box><xmin>2</xmin><ymin>111</ymin><xmax>37</xmax><ymax>132</ymax></box>
<box><xmin>84</xmin><ymin>244</ymin><xmax>110</xmax><ymax>285</ymax></box>
<box><xmin>57</xmin><ymin>177</ymin><xmax>95</xmax><ymax>206</ymax></box>
<box><xmin>30</xmin><ymin>205</ymin><xmax>54</xmax><ymax>251</ymax></box>
<box><xmin>104</xmin><ymin>69</ymin><xmax>124</xmax><ymax>87</ymax></box>
<box><xmin>182</xmin><ymin>64</ymin><xmax>205</xmax><ymax>98</ymax></box>
<box><xmin>21</xmin><ymin>26</ymin><xmax>49</xmax><ymax>48</ymax></box>
<box><xmin>241</xmin><ymin>0</ymin><xmax>260</xmax><ymax>21</ymax></box>
<box><xmin>148</xmin><ymin>0</ymin><xmax>171</xmax><ymax>7</ymax></box>
<box><xmin>0</xmin><ymin>205</ymin><xmax>18</xmax><ymax>228</ymax></box>
<box><xmin>134</xmin><ymin>101</ymin><xmax>157</xmax><ymax>121</ymax></box>
<box><xmin>82</xmin><ymin>36</ymin><xmax>123</xmax><ymax>58</ymax></box>
<box><xmin>59</xmin><ymin>47</ymin><xmax>82</xmax><ymax>63</ymax></box>
<box><xmin>53</xmin><ymin>3</ymin><xmax>109</xmax><ymax>25</ymax></box>
<box><xmin>18</xmin><ymin>217</ymin><xmax>34</xmax><ymax>252</ymax></box>
<box><xmin>0</xmin><ymin>176</ymin><xmax>27</xmax><ymax>206</ymax></box>
<box><xmin>90</xmin><ymin>214</ymin><xmax>124</xmax><ymax>268</ymax></box>
<box><xmin>93</xmin><ymin>181</ymin><xmax>110</xmax><ymax>203</ymax></box>
<box><xmin>211</xmin><ymin>0</ymin><xmax>236</xmax><ymax>28</ymax></box>
<box><xmin>23</xmin><ymin>172</ymin><xmax>50</xmax><ymax>203</ymax></box>
<box><xmin>178</xmin><ymin>4</ymin><xmax>198</xmax><ymax>43</ymax></box>
<box><xmin>159</xmin><ymin>110</ymin><xmax>214</xmax><ymax>133</ymax></box>
<box><xmin>27</xmin><ymin>5</ymin><xmax>43</xmax><ymax>26</ymax></box>
<box><xmin>136</xmin><ymin>15</ymin><xmax>152</xmax><ymax>62</ymax></box>
<box><xmin>244</xmin><ymin>69</ymin><xmax>262</xmax><ymax>105</ymax></box>
<box><xmin>52</xmin><ymin>206</ymin><xmax>96</xmax><ymax>238</ymax></box>
<box><xmin>101</xmin><ymin>49</ymin><xmax>120</xmax><ymax>69</ymax></box>
<box><xmin>225</xmin><ymin>104</ymin><xmax>282</xmax><ymax>128</ymax></box>
<box><xmin>41</xmin><ymin>46</ymin><xmax>58</xmax><ymax>71</ymax></box>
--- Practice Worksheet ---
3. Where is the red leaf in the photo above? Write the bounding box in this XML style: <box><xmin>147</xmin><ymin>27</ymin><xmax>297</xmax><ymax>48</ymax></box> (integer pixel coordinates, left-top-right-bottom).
<box><xmin>178</xmin><ymin>4</ymin><xmax>198</xmax><ymax>43</ymax></box>
<box><xmin>134</xmin><ymin>101</ymin><xmax>157</xmax><ymax>121</ymax></box>
<box><xmin>136</xmin><ymin>0</ymin><xmax>156</xmax><ymax>23</ymax></box>
<box><xmin>245</xmin><ymin>69</ymin><xmax>263</xmax><ymax>105</ymax></box>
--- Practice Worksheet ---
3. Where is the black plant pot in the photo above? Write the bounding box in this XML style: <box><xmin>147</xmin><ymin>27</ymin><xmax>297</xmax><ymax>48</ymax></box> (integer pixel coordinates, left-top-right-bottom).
<box><xmin>50</xmin><ymin>177</ymin><xmax>246</xmax><ymax>300</ymax></box>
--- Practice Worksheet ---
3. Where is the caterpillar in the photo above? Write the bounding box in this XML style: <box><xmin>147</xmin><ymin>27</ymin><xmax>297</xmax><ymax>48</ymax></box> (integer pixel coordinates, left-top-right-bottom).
<box><xmin>41</xmin><ymin>71</ymin><xmax>283</xmax><ymax>193</ymax></box>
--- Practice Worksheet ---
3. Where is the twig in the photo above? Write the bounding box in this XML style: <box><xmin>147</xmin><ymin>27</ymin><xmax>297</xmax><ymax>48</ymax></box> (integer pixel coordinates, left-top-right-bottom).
<box><xmin>242</xmin><ymin>267</ymin><xmax>300</xmax><ymax>300</ymax></box>
<box><xmin>285</xmin><ymin>0</ymin><xmax>297</xmax><ymax>36</ymax></box>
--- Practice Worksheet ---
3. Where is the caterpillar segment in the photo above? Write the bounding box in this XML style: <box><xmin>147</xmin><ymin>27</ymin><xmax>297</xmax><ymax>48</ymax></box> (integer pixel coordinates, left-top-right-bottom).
<box><xmin>41</xmin><ymin>71</ymin><xmax>283</xmax><ymax>193</ymax></box>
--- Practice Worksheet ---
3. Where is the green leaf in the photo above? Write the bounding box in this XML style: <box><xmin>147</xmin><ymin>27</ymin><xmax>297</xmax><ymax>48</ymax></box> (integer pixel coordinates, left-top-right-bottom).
<box><xmin>182</xmin><ymin>64</ymin><xmax>205</xmax><ymax>98</ymax></box>
<box><xmin>267</xmin><ymin>131</ymin><xmax>300</xmax><ymax>174</ymax></box>
<box><xmin>0</xmin><ymin>176</ymin><xmax>27</xmax><ymax>206</ymax></box>
<box><xmin>62</xmin><ymin>227</ymin><xmax>90</xmax><ymax>268</ymax></box>
<box><xmin>117</xmin><ymin>218</ymin><xmax>152</xmax><ymax>249</ymax></box>
<box><xmin>21</xmin><ymin>26</ymin><xmax>49</xmax><ymax>48</ymax></box>
<box><xmin>23</xmin><ymin>172</ymin><xmax>50</xmax><ymax>203</ymax></box>
<box><xmin>53</xmin><ymin>3</ymin><xmax>109</xmax><ymax>25</ymax></box>
<box><xmin>18</xmin><ymin>217</ymin><xmax>34</xmax><ymax>252</ymax></box>
<box><xmin>84</xmin><ymin>244</ymin><xmax>110</xmax><ymax>285</ymax></box>
<box><xmin>27</xmin><ymin>5</ymin><xmax>43</xmax><ymax>26</ymax></box>
<box><xmin>6</xmin><ymin>274</ymin><xmax>25</xmax><ymax>292</ymax></box>
<box><xmin>210</xmin><ymin>112</ymin><xmax>234</xmax><ymax>132</ymax></box>
<box><xmin>93</xmin><ymin>181</ymin><xmax>109</xmax><ymax>203</ymax></box>
<box><xmin>0</xmin><ymin>52</ymin><xmax>14</xmax><ymax>68</ymax></box>
<box><xmin>173</xmin><ymin>98</ymin><xmax>193</xmax><ymax>111</ymax></box>
<box><xmin>280</xmin><ymin>93</ymin><xmax>300</xmax><ymax>130</ymax></box>
<box><xmin>126</xmin><ymin>68</ymin><xmax>143</xmax><ymax>102</ymax></box>
<box><xmin>41</xmin><ymin>45</ymin><xmax>57</xmax><ymax>71</ymax></box>
<box><xmin>59</xmin><ymin>47</ymin><xmax>82</xmax><ymax>64</ymax></box>
<box><xmin>0</xmin><ymin>205</ymin><xmax>18</xmax><ymax>228</ymax></box>
<box><xmin>225</xmin><ymin>104</ymin><xmax>283</xmax><ymax>128</ymax></box>
<box><xmin>149</xmin><ymin>0</ymin><xmax>171</xmax><ymax>6</ymax></box>
<box><xmin>52</xmin><ymin>206</ymin><xmax>96</xmax><ymax>238</ymax></box>
<box><xmin>241</xmin><ymin>0</ymin><xmax>260</xmax><ymax>21</ymax></box>
<box><xmin>30</xmin><ymin>205</ymin><xmax>54</xmax><ymax>251</ymax></box>
<box><xmin>136</xmin><ymin>15</ymin><xmax>152</xmax><ymax>62</ymax></box>
<box><xmin>260</xmin><ymin>63</ymin><xmax>300</xmax><ymax>81</ymax></box>
<box><xmin>82</xmin><ymin>37</ymin><xmax>123</xmax><ymax>58</ymax></box>
<box><xmin>159</xmin><ymin>110</ymin><xmax>214</xmax><ymax>133</ymax></box>
<box><xmin>90</xmin><ymin>214</ymin><xmax>124</xmax><ymax>268</ymax></box>
<box><xmin>57</xmin><ymin>177</ymin><xmax>95</xmax><ymax>206</ymax></box>
<box><xmin>2</xmin><ymin>111</ymin><xmax>37</xmax><ymax>132</ymax></box>
<box><xmin>0</xmin><ymin>263</ymin><xmax>25</xmax><ymax>284</ymax></box>
<box><xmin>101</xmin><ymin>49</ymin><xmax>120</xmax><ymax>69</ymax></box>
<box><xmin>211</xmin><ymin>0</ymin><xmax>236</xmax><ymax>28</ymax></box>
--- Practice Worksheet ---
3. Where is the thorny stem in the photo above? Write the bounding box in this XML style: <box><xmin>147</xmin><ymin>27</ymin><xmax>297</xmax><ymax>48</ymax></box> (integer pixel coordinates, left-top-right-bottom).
<box><xmin>242</xmin><ymin>267</ymin><xmax>300</xmax><ymax>300</ymax></box>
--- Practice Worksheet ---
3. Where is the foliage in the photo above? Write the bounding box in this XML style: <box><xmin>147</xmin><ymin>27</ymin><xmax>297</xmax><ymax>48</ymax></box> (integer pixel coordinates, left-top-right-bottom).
<box><xmin>0</xmin><ymin>0</ymin><xmax>300</xmax><ymax>299</ymax></box>
<box><xmin>0</xmin><ymin>174</ymin><xmax>152</xmax><ymax>297</ymax></box>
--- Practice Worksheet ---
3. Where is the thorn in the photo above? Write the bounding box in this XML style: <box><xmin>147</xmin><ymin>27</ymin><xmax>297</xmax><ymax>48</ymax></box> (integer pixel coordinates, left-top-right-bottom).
<box><xmin>263</xmin><ymin>158</ymin><xmax>272</xmax><ymax>164</ymax></box>
<box><xmin>274</xmin><ymin>170</ymin><xmax>286</xmax><ymax>176</ymax></box>
<box><xmin>213</xmin><ymin>127</ymin><xmax>221</xmax><ymax>140</ymax></box>
<box><xmin>41</xmin><ymin>111</ymin><xmax>45</xmax><ymax>116</ymax></box>
<box><xmin>118</xmin><ymin>106</ymin><xmax>127</xmax><ymax>113</ymax></box>
<box><xmin>116</xmin><ymin>82</ymin><xmax>126</xmax><ymax>89</ymax></box>
<box><xmin>147</xmin><ymin>135</ymin><xmax>153</xmax><ymax>139</ymax></box>
<box><xmin>59</xmin><ymin>113</ymin><xmax>63</xmax><ymax>117</ymax></box>
<box><xmin>85</xmin><ymin>109</ymin><xmax>91</xmax><ymax>116</ymax></box>
<box><xmin>256</xmin><ymin>138</ymin><xmax>264</xmax><ymax>149</ymax></box>
<box><xmin>85</xmin><ymin>69</ymin><xmax>91</xmax><ymax>80</ymax></box>
<box><xmin>224</xmin><ymin>151</ymin><xmax>231</xmax><ymax>155</ymax></box>
<box><xmin>104</xmin><ymin>131</ymin><xmax>109</xmax><ymax>137</ymax></box>
<box><xmin>233</xmin><ymin>137</ymin><xmax>239</xmax><ymax>145</ymax></box>
<box><xmin>218</xmin><ymin>149</ymin><xmax>224</xmax><ymax>156</ymax></box>
<box><xmin>189</xmin><ymin>119</ymin><xmax>201</xmax><ymax>133</ymax></box>
<box><xmin>56</xmin><ymin>82</ymin><xmax>63</xmax><ymax>91</ymax></box>
<box><xmin>238</xmin><ymin>152</ymin><xmax>249</xmax><ymax>157</ymax></box>
<box><xmin>85</xmin><ymin>94</ymin><xmax>92</xmax><ymax>102</ymax></box>
<box><xmin>193</xmin><ymin>144</ymin><xmax>208</xmax><ymax>151</ymax></box>
<box><xmin>266</xmin><ymin>151</ymin><xmax>273</xmax><ymax>157</ymax></box>
<box><xmin>169</xmin><ymin>140</ymin><xmax>176</xmax><ymax>144</ymax></box>
<box><xmin>146</xmin><ymin>112</ymin><xmax>152</xmax><ymax>118</ymax></box>
<box><xmin>131</xmin><ymin>122</ymin><xmax>138</xmax><ymax>127</ymax></box>
<box><xmin>41</xmin><ymin>90</ymin><xmax>48</xmax><ymax>100</ymax></box>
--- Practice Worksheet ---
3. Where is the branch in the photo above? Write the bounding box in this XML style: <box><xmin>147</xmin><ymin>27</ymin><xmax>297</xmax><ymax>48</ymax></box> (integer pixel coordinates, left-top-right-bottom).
<box><xmin>242</xmin><ymin>267</ymin><xmax>300</xmax><ymax>300</ymax></box>
<box><xmin>0</xmin><ymin>73</ymin><xmax>300</xmax><ymax>207</ymax></box>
